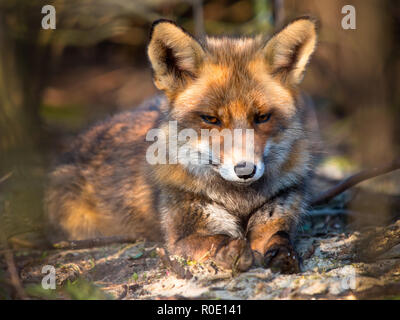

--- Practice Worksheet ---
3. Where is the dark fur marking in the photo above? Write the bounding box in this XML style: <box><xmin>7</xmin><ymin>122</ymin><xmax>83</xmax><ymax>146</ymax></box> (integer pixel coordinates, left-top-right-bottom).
<box><xmin>268</xmin><ymin>183</ymin><xmax>303</xmax><ymax>203</ymax></box>
<box><xmin>163</xmin><ymin>45</ymin><xmax>196</xmax><ymax>80</ymax></box>
<box><xmin>272</xmin><ymin>230</ymin><xmax>291</xmax><ymax>241</ymax></box>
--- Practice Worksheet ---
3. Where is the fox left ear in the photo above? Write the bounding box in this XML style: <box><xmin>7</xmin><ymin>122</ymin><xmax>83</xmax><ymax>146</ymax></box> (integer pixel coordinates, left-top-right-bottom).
<box><xmin>148</xmin><ymin>20</ymin><xmax>205</xmax><ymax>99</ymax></box>
<box><xmin>264</xmin><ymin>17</ymin><xmax>318</xmax><ymax>86</ymax></box>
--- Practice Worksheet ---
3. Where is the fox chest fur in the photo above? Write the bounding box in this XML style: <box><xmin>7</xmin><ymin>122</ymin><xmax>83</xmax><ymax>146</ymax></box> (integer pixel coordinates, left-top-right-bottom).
<box><xmin>46</xmin><ymin>18</ymin><xmax>318</xmax><ymax>273</ymax></box>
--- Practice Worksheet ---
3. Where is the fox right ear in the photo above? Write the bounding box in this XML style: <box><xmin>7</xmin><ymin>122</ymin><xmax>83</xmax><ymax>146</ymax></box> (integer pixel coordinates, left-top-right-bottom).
<box><xmin>148</xmin><ymin>20</ymin><xmax>205</xmax><ymax>99</ymax></box>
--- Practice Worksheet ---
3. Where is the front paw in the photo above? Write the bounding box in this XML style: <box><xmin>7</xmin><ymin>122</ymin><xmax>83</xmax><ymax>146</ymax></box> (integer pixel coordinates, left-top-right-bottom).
<box><xmin>254</xmin><ymin>233</ymin><xmax>300</xmax><ymax>274</ymax></box>
<box><xmin>263</xmin><ymin>243</ymin><xmax>300</xmax><ymax>274</ymax></box>
<box><xmin>214</xmin><ymin>238</ymin><xmax>253</xmax><ymax>272</ymax></box>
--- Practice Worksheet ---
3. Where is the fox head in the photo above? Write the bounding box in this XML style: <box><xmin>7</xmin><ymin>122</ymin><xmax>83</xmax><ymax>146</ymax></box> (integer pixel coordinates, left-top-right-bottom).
<box><xmin>147</xmin><ymin>18</ymin><xmax>317</xmax><ymax>185</ymax></box>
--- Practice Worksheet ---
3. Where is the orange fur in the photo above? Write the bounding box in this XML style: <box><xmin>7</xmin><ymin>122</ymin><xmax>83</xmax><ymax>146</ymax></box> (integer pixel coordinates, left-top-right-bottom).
<box><xmin>46</xmin><ymin>18</ymin><xmax>318</xmax><ymax>273</ymax></box>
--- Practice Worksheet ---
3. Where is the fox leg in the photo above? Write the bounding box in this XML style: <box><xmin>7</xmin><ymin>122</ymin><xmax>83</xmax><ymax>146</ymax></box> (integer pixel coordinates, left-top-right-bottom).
<box><xmin>247</xmin><ymin>189</ymin><xmax>306</xmax><ymax>274</ymax></box>
<box><xmin>248</xmin><ymin>217</ymin><xmax>300</xmax><ymax>273</ymax></box>
<box><xmin>161</xmin><ymin>198</ymin><xmax>253</xmax><ymax>271</ymax></box>
<box><xmin>173</xmin><ymin>234</ymin><xmax>253</xmax><ymax>271</ymax></box>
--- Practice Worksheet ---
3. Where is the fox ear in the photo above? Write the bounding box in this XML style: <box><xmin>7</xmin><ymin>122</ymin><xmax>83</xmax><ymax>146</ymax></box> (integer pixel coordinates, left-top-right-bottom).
<box><xmin>264</xmin><ymin>17</ymin><xmax>317</xmax><ymax>86</ymax></box>
<box><xmin>148</xmin><ymin>20</ymin><xmax>205</xmax><ymax>98</ymax></box>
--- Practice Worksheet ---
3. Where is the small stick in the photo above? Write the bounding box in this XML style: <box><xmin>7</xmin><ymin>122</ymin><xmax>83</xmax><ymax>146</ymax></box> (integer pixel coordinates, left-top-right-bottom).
<box><xmin>51</xmin><ymin>236</ymin><xmax>138</xmax><ymax>250</ymax></box>
<box><xmin>0</xmin><ymin>171</ymin><xmax>13</xmax><ymax>185</ymax></box>
<box><xmin>3</xmin><ymin>249</ymin><xmax>28</xmax><ymax>299</ymax></box>
<box><xmin>192</xmin><ymin>0</ymin><xmax>205</xmax><ymax>38</ymax></box>
<box><xmin>3</xmin><ymin>235</ymin><xmax>140</xmax><ymax>252</ymax></box>
<box><xmin>311</xmin><ymin>159</ymin><xmax>400</xmax><ymax>206</ymax></box>
<box><xmin>308</xmin><ymin>209</ymin><xmax>355</xmax><ymax>216</ymax></box>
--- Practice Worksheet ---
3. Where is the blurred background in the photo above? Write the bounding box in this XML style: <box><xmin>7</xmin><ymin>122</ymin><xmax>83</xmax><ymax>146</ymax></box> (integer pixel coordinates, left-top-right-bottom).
<box><xmin>0</xmin><ymin>0</ymin><xmax>399</xmax><ymax>248</ymax></box>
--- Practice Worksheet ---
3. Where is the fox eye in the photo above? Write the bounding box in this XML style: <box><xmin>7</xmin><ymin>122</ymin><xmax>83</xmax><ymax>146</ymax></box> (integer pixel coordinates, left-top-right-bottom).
<box><xmin>255</xmin><ymin>113</ymin><xmax>272</xmax><ymax>124</ymax></box>
<box><xmin>201</xmin><ymin>115</ymin><xmax>221</xmax><ymax>125</ymax></box>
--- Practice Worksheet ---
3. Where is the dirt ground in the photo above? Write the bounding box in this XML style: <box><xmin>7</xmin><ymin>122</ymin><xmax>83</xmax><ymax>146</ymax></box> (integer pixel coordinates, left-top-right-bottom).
<box><xmin>1</xmin><ymin>204</ymin><xmax>398</xmax><ymax>300</ymax></box>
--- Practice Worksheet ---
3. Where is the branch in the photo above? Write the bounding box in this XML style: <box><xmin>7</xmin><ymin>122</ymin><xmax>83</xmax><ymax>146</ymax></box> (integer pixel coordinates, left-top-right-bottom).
<box><xmin>4</xmin><ymin>235</ymin><xmax>140</xmax><ymax>252</ymax></box>
<box><xmin>308</xmin><ymin>209</ymin><xmax>355</xmax><ymax>216</ymax></box>
<box><xmin>0</xmin><ymin>171</ymin><xmax>12</xmax><ymax>185</ymax></box>
<box><xmin>311</xmin><ymin>159</ymin><xmax>400</xmax><ymax>207</ymax></box>
<box><xmin>191</xmin><ymin>0</ymin><xmax>205</xmax><ymax>38</ymax></box>
<box><xmin>3</xmin><ymin>249</ymin><xmax>28</xmax><ymax>299</ymax></box>
<box><xmin>51</xmin><ymin>235</ymin><xmax>138</xmax><ymax>250</ymax></box>
<box><xmin>272</xmin><ymin>0</ymin><xmax>285</xmax><ymax>29</ymax></box>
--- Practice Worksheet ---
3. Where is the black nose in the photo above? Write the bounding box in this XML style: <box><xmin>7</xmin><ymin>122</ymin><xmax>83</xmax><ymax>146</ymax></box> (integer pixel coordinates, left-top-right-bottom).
<box><xmin>234</xmin><ymin>161</ymin><xmax>256</xmax><ymax>180</ymax></box>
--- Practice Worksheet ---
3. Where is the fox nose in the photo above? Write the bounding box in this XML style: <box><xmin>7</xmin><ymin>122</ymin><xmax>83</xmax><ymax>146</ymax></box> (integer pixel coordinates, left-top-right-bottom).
<box><xmin>234</xmin><ymin>161</ymin><xmax>256</xmax><ymax>180</ymax></box>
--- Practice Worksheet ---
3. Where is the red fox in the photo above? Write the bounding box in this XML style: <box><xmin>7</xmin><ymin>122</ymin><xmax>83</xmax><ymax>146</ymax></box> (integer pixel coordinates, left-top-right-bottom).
<box><xmin>46</xmin><ymin>17</ymin><xmax>318</xmax><ymax>273</ymax></box>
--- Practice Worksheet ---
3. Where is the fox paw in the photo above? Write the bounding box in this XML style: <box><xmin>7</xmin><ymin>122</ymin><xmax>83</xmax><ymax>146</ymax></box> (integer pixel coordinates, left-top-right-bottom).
<box><xmin>214</xmin><ymin>238</ymin><xmax>253</xmax><ymax>272</ymax></box>
<box><xmin>263</xmin><ymin>243</ymin><xmax>300</xmax><ymax>274</ymax></box>
<box><xmin>254</xmin><ymin>232</ymin><xmax>300</xmax><ymax>274</ymax></box>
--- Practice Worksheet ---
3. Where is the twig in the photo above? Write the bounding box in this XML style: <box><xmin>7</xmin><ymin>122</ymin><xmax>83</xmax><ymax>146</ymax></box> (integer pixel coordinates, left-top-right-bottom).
<box><xmin>7</xmin><ymin>237</ymin><xmax>39</xmax><ymax>249</ymax></box>
<box><xmin>191</xmin><ymin>0</ymin><xmax>205</xmax><ymax>38</ymax></box>
<box><xmin>0</xmin><ymin>171</ymin><xmax>13</xmax><ymax>185</ymax></box>
<box><xmin>51</xmin><ymin>235</ymin><xmax>138</xmax><ymax>250</ymax></box>
<box><xmin>311</xmin><ymin>159</ymin><xmax>400</xmax><ymax>207</ymax></box>
<box><xmin>308</xmin><ymin>209</ymin><xmax>355</xmax><ymax>216</ymax></box>
<box><xmin>272</xmin><ymin>0</ymin><xmax>285</xmax><ymax>29</ymax></box>
<box><xmin>156</xmin><ymin>247</ymin><xmax>193</xmax><ymax>280</ymax></box>
<box><xmin>4</xmin><ymin>235</ymin><xmax>140</xmax><ymax>252</ymax></box>
<box><xmin>3</xmin><ymin>249</ymin><xmax>28</xmax><ymax>299</ymax></box>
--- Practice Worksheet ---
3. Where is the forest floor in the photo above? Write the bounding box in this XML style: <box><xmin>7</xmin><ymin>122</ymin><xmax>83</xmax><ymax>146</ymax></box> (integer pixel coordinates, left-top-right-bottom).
<box><xmin>4</xmin><ymin>214</ymin><xmax>399</xmax><ymax>300</ymax></box>
<box><xmin>5</xmin><ymin>181</ymin><xmax>400</xmax><ymax>300</ymax></box>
